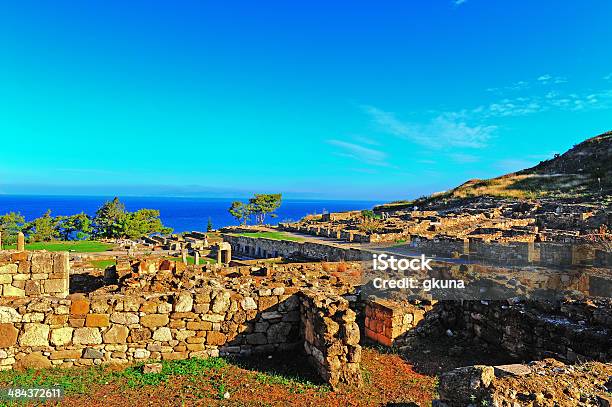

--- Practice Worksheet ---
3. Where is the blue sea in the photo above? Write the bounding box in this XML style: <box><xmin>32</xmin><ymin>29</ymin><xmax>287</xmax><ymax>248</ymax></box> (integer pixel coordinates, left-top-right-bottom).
<box><xmin>0</xmin><ymin>195</ymin><xmax>379</xmax><ymax>233</ymax></box>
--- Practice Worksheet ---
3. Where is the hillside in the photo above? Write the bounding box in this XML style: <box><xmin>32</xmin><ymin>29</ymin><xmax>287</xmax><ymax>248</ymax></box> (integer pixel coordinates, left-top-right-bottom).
<box><xmin>376</xmin><ymin>131</ymin><xmax>612</xmax><ymax>211</ymax></box>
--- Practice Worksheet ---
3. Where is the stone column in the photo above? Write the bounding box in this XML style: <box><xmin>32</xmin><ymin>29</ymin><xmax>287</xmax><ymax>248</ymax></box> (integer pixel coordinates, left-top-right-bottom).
<box><xmin>17</xmin><ymin>232</ymin><xmax>25</xmax><ymax>251</ymax></box>
<box><xmin>194</xmin><ymin>251</ymin><xmax>200</xmax><ymax>265</ymax></box>
<box><xmin>181</xmin><ymin>250</ymin><xmax>188</xmax><ymax>265</ymax></box>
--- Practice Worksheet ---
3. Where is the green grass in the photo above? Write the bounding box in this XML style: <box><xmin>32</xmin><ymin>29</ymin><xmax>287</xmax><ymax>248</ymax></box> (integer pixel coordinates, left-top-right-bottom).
<box><xmin>167</xmin><ymin>256</ymin><xmax>216</xmax><ymax>265</ymax></box>
<box><xmin>2</xmin><ymin>240</ymin><xmax>113</xmax><ymax>253</ymax></box>
<box><xmin>236</xmin><ymin>231</ymin><xmax>304</xmax><ymax>242</ymax></box>
<box><xmin>90</xmin><ymin>259</ymin><xmax>117</xmax><ymax>270</ymax></box>
<box><xmin>0</xmin><ymin>357</ymin><xmax>228</xmax><ymax>396</ymax></box>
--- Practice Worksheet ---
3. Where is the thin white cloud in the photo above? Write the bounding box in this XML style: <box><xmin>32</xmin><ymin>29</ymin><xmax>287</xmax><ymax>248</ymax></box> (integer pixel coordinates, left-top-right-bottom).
<box><xmin>604</xmin><ymin>73</ymin><xmax>612</xmax><ymax>81</ymax></box>
<box><xmin>537</xmin><ymin>74</ymin><xmax>567</xmax><ymax>85</ymax></box>
<box><xmin>453</xmin><ymin>0</ymin><xmax>467</xmax><ymax>5</ymax></box>
<box><xmin>363</xmin><ymin>106</ymin><xmax>495</xmax><ymax>149</ymax></box>
<box><xmin>326</xmin><ymin>139</ymin><xmax>390</xmax><ymax>167</ymax></box>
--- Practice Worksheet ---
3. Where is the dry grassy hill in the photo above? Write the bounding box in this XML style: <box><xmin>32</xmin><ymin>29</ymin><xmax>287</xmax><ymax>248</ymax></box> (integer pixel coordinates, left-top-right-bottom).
<box><xmin>376</xmin><ymin>131</ymin><xmax>612</xmax><ymax>211</ymax></box>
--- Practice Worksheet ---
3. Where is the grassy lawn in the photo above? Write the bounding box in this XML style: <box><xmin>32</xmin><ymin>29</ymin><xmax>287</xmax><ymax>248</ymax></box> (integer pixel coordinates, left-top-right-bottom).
<box><xmin>2</xmin><ymin>240</ymin><xmax>114</xmax><ymax>252</ymax></box>
<box><xmin>236</xmin><ymin>231</ymin><xmax>304</xmax><ymax>242</ymax></box>
<box><xmin>90</xmin><ymin>259</ymin><xmax>117</xmax><ymax>270</ymax></box>
<box><xmin>167</xmin><ymin>256</ymin><xmax>216</xmax><ymax>265</ymax></box>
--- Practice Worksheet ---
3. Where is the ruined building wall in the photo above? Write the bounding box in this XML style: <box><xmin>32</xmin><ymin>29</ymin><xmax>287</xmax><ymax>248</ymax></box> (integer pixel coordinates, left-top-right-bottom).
<box><xmin>435</xmin><ymin>299</ymin><xmax>612</xmax><ymax>362</ymax></box>
<box><xmin>300</xmin><ymin>289</ymin><xmax>362</xmax><ymax>390</ymax></box>
<box><xmin>0</xmin><ymin>250</ymin><xmax>363</xmax><ymax>389</ymax></box>
<box><xmin>0</xmin><ymin>251</ymin><xmax>69</xmax><ymax>298</ymax></box>
<box><xmin>222</xmin><ymin>234</ymin><xmax>366</xmax><ymax>262</ymax></box>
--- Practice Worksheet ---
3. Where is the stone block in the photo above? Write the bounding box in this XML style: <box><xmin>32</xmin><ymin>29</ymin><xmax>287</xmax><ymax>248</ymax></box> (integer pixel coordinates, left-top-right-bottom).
<box><xmin>50</xmin><ymin>327</ymin><xmax>74</xmax><ymax>346</ymax></box>
<box><xmin>86</xmin><ymin>314</ymin><xmax>110</xmax><ymax>327</ymax></box>
<box><xmin>19</xmin><ymin>323</ymin><xmax>50</xmax><ymax>347</ymax></box>
<box><xmin>103</xmin><ymin>325</ymin><xmax>129</xmax><ymax>343</ymax></box>
<box><xmin>0</xmin><ymin>323</ymin><xmax>19</xmax><ymax>348</ymax></box>
<box><xmin>140</xmin><ymin>314</ymin><xmax>169</xmax><ymax>328</ymax></box>
<box><xmin>153</xmin><ymin>327</ymin><xmax>173</xmax><ymax>342</ymax></box>
<box><xmin>70</xmin><ymin>299</ymin><xmax>90</xmax><ymax>316</ymax></box>
<box><xmin>73</xmin><ymin>327</ymin><xmax>102</xmax><ymax>345</ymax></box>
<box><xmin>206</xmin><ymin>331</ymin><xmax>226</xmax><ymax>345</ymax></box>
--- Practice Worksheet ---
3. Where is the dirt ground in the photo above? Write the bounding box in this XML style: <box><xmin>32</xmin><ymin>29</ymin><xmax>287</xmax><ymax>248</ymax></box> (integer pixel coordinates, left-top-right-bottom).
<box><xmin>31</xmin><ymin>347</ymin><xmax>435</xmax><ymax>407</ymax></box>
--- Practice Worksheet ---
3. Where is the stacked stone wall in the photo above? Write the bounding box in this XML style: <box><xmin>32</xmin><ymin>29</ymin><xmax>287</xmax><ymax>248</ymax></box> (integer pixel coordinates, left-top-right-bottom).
<box><xmin>435</xmin><ymin>298</ymin><xmax>612</xmax><ymax>362</ymax></box>
<box><xmin>0</xmin><ymin>251</ymin><xmax>69</xmax><ymax>298</ymax></box>
<box><xmin>300</xmin><ymin>289</ymin><xmax>362</xmax><ymax>390</ymax></box>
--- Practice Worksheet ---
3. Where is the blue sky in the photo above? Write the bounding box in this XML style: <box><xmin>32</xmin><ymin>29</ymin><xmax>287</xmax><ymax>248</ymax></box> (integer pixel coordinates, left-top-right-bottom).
<box><xmin>1</xmin><ymin>0</ymin><xmax>611</xmax><ymax>200</ymax></box>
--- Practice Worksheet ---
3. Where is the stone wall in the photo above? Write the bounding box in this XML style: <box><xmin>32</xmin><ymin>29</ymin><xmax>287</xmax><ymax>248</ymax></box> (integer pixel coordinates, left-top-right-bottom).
<box><xmin>0</xmin><ymin>284</ymin><xmax>305</xmax><ymax>370</ymax></box>
<box><xmin>0</xmin><ymin>251</ymin><xmax>365</xmax><ymax>389</ymax></box>
<box><xmin>435</xmin><ymin>298</ymin><xmax>612</xmax><ymax>362</ymax></box>
<box><xmin>300</xmin><ymin>289</ymin><xmax>362</xmax><ymax>390</ymax></box>
<box><xmin>364</xmin><ymin>299</ymin><xmax>425</xmax><ymax>347</ymax></box>
<box><xmin>222</xmin><ymin>234</ymin><xmax>366</xmax><ymax>262</ymax></box>
<box><xmin>0</xmin><ymin>251</ymin><xmax>69</xmax><ymax>298</ymax></box>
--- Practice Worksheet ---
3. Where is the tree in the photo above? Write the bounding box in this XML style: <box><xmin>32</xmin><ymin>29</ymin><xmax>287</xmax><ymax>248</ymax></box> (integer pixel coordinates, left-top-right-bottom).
<box><xmin>94</xmin><ymin>197</ymin><xmax>126</xmax><ymax>238</ymax></box>
<box><xmin>228</xmin><ymin>201</ymin><xmax>251</xmax><ymax>225</ymax></box>
<box><xmin>93</xmin><ymin>197</ymin><xmax>171</xmax><ymax>239</ymax></box>
<box><xmin>56</xmin><ymin>213</ymin><xmax>94</xmax><ymax>240</ymax></box>
<box><xmin>0</xmin><ymin>212</ymin><xmax>25</xmax><ymax>246</ymax></box>
<box><xmin>116</xmin><ymin>209</ymin><xmax>173</xmax><ymax>239</ymax></box>
<box><xmin>207</xmin><ymin>217</ymin><xmax>213</xmax><ymax>232</ymax></box>
<box><xmin>248</xmin><ymin>193</ymin><xmax>282</xmax><ymax>224</ymax></box>
<box><xmin>24</xmin><ymin>210</ymin><xmax>59</xmax><ymax>242</ymax></box>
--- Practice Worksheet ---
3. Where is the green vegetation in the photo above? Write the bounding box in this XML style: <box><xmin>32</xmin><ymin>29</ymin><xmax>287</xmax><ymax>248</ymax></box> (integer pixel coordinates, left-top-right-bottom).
<box><xmin>3</xmin><ymin>241</ymin><xmax>113</xmax><ymax>252</ymax></box>
<box><xmin>0</xmin><ymin>212</ymin><xmax>25</xmax><ymax>245</ymax></box>
<box><xmin>94</xmin><ymin>197</ymin><xmax>172</xmax><ymax>239</ymax></box>
<box><xmin>236</xmin><ymin>231</ymin><xmax>303</xmax><ymax>242</ymax></box>
<box><xmin>0</xmin><ymin>197</ymin><xmax>172</xmax><ymax>245</ymax></box>
<box><xmin>228</xmin><ymin>193</ymin><xmax>282</xmax><ymax>225</ymax></box>
<box><xmin>90</xmin><ymin>259</ymin><xmax>117</xmax><ymax>269</ymax></box>
<box><xmin>0</xmin><ymin>357</ymin><xmax>228</xmax><ymax>395</ymax></box>
<box><xmin>167</xmin><ymin>255</ymin><xmax>216</xmax><ymax>265</ymax></box>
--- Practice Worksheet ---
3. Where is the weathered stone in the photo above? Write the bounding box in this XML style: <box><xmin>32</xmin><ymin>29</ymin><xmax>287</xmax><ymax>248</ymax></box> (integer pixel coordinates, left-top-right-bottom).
<box><xmin>50</xmin><ymin>350</ymin><xmax>82</xmax><ymax>360</ymax></box>
<box><xmin>140</xmin><ymin>314</ymin><xmax>169</xmax><ymax>328</ymax></box>
<box><xmin>0</xmin><ymin>323</ymin><xmax>19</xmax><ymax>348</ymax></box>
<box><xmin>110</xmin><ymin>312</ymin><xmax>139</xmax><ymax>325</ymax></box>
<box><xmin>70</xmin><ymin>299</ymin><xmax>90</xmax><ymax>316</ymax></box>
<box><xmin>14</xmin><ymin>352</ymin><xmax>52</xmax><ymax>370</ymax></box>
<box><xmin>0</xmin><ymin>264</ymin><xmax>17</xmax><ymax>274</ymax></box>
<box><xmin>50</xmin><ymin>327</ymin><xmax>74</xmax><ymax>346</ymax></box>
<box><xmin>246</xmin><ymin>333</ymin><xmax>267</xmax><ymax>345</ymax></box>
<box><xmin>212</xmin><ymin>292</ymin><xmax>231</xmax><ymax>313</ymax></box>
<box><xmin>73</xmin><ymin>328</ymin><xmax>102</xmax><ymax>345</ymax></box>
<box><xmin>44</xmin><ymin>279</ymin><xmax>67</xmax><ymax>294</ymax></box>
<box><xmin>143</xmin><ymin>363</ymin><xmax>163</xmax><ymax>374</ymax></box>
<box><xmin>133</xmin><ymin>348</ymin><xmax>150</xmax><ymax>359</ymax></box>
<box><xmin>438</xmin><ymin>365</ymin><xmax>495</xmax><ymax>405</ymax></box>
<box><xmin>3</xmin><ymin>285</ymin><xmax>25</xmax><ymax>297</ymax></box>
<box><xmin>83</xmin><ymin>348</ymin><xmax>104</xmax><ymax>359</ymax></box>
<box><xmin>103</xmin><ymin>325</ymin><xmax>129</xmax><ymax>344</ymax></box>
<box><xmin>129</xmin><ymin>328</ymin><xmax>152</xmax><ymax>342</ymax></box>
<box><xmin>206</xmin><ymin>331</ymin><xmax>226</xmax><ymax>346</ymax></box>
<box><xmin>174</xmin><ymin>292</ymin><xmax>193</xmax><ymax>312</ymax></box>
<box><xmin>241</xmin><ymin>297</ymin><xmax>257</xmax><ymax>310</ymax></box>
<box><xmin>85</xmin><ymin>314</ymin><xmax>110</xmax><ymax>327</ymax></box>
<box><xmin>0</xmin><ymin>306</ymin><xmax>21</xmax><ymax>323</ymax></box>
<box><xmin>186</xmin><ymin>321</ymin><xmax>212</xmax><ymax>330</ymax></box>
<box><xmin>152</xmin><ymin>327</ymin><xmax>173</xmax><ymax>342</ymax></box>
<box><xmin>19</xmin><ymin>323</ymin><xmax>50</xmax><ymax>347</ymax></box>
